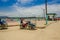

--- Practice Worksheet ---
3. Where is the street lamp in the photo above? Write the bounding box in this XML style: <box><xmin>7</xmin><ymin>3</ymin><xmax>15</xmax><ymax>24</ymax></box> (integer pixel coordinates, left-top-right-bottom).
<box><xmin>40</xmin><ymin>8</ymin><xmax>45</xmax><ymax>19</ymax></box>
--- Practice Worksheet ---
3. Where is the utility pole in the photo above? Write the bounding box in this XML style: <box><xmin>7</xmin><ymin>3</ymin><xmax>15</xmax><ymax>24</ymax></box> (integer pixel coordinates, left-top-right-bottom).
<box><xmin>45</xmin><ymin>0</ymin><xmax>48</xmax><ymax>25</ymax></box>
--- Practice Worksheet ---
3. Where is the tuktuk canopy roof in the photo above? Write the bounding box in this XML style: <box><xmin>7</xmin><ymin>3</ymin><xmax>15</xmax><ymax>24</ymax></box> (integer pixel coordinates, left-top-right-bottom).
<box><xmin>47</xmin><ymin>13</ymin><xmax>56</xmax><ymax>15</ymax></box>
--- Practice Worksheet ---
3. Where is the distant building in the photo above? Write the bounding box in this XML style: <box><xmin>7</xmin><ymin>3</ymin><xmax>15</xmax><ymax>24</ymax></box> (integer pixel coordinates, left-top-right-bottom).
<box><xmin>47</xmin><ymin>13</ymin><xmax>56</xmax><ymax>21</ymax></box>
<box><xmin>0</xmin><ymin>16</ymin><xmax>8</xmax><ymax>19</ymax></box>
<box><xmin>0</xmin><ymin>16</ymin><xmax>9</xmax><ymax>21</ymax></box>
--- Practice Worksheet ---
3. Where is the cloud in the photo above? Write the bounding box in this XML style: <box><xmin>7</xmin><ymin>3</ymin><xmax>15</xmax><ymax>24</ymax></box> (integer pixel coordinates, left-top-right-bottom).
<box><xmin>16</xmin><ymin>0</ymin><xmax>35</xmax><ymax>7</ymax></box>
<box><xmin>0</xmin><ymin>4</ymin><xmax>59</xmax><ymax>17</ymax></box>
<box><xmin>14</xmin><ymin>4</ymin><xmax>60</xmax><ymax>17</ymax></box>
<box><xmin>12</xmin><ymin>4</ymin><xmax>45</xmax><ymax>17</ymax></box>
<box><xmin>0</xmin><ymin>4</ymin><xmax>60</xmax><ymax>17</ymax></box>
<box><xmin>0</xmin><ymin>4</ymin><xmax>44</xmax><ymax>17</ymax></box>
<box><xmin>17</xmin><ymin>0</ymin><xmax>33</xmax><ymax>4</ymax></box>
<box><xmin>47</xmin><ymin>4</ymin><xmax>60</xmax><ymax>17</ymax></box>
<box><xmin>17</xmin><ymin>0</ymin><xmax>34</xmax><ymax>5</ymax></box>
<box><xmin>0</xmin><ymin>0</ymin><xmax>60</xmax><ymax>17</ymax></box>
<box><xmin>16</xmin><ymin>0</ymin><xmax>45</xmax><ymax>7</ymax></box>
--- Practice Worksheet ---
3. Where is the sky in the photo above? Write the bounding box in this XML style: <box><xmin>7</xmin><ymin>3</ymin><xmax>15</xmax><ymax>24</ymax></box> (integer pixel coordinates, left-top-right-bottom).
<box><xmin>0</xmin><ymin>0</ymin><xmax>60</xmax><ymax>17</ymax></box>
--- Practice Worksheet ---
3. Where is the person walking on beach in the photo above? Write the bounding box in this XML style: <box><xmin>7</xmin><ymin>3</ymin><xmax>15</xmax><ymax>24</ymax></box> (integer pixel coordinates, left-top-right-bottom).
<box><xmin>20</xmin><ymin>18</ymin><xmax>23</xmax><ymax>24</ymax></box>
<box><xmin>20</xmin><ymin>18</ymin><xmax>24</xmax><ymax>29</ymax></box>
<box><xmin>20</xmin><ymin>18</ymin><xmax>28</xmax><ymax>29</ymax></box>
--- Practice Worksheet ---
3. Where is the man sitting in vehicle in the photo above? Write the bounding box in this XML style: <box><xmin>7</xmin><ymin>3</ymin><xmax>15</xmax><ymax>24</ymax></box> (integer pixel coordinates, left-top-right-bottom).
<box><xmin>27</xmin><ymin>21</ymin><xmax>36</xmax><ymax>30</ymax></box>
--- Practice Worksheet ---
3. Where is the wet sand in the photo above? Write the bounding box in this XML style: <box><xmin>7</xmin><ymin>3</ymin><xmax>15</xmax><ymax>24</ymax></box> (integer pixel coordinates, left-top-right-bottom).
<box><xmin>0</xmin><ymin>20</ymin><xmax>60</xmax><ymax>40</ymax></box>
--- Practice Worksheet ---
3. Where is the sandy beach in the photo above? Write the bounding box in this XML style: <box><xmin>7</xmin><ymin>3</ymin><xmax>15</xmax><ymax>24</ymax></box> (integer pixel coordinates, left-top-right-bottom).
<box><xmin>0</xmin><ymin>20</ymin><xmax>60</xmax><ymax>40</ymax></box>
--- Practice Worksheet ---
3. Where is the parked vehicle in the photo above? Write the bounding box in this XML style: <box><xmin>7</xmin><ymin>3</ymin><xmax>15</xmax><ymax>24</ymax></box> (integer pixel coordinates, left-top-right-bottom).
<box><xmin>0</xmin><ymin>19</ymin><xmax>8</xmax><ymax>30</ymax></box>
